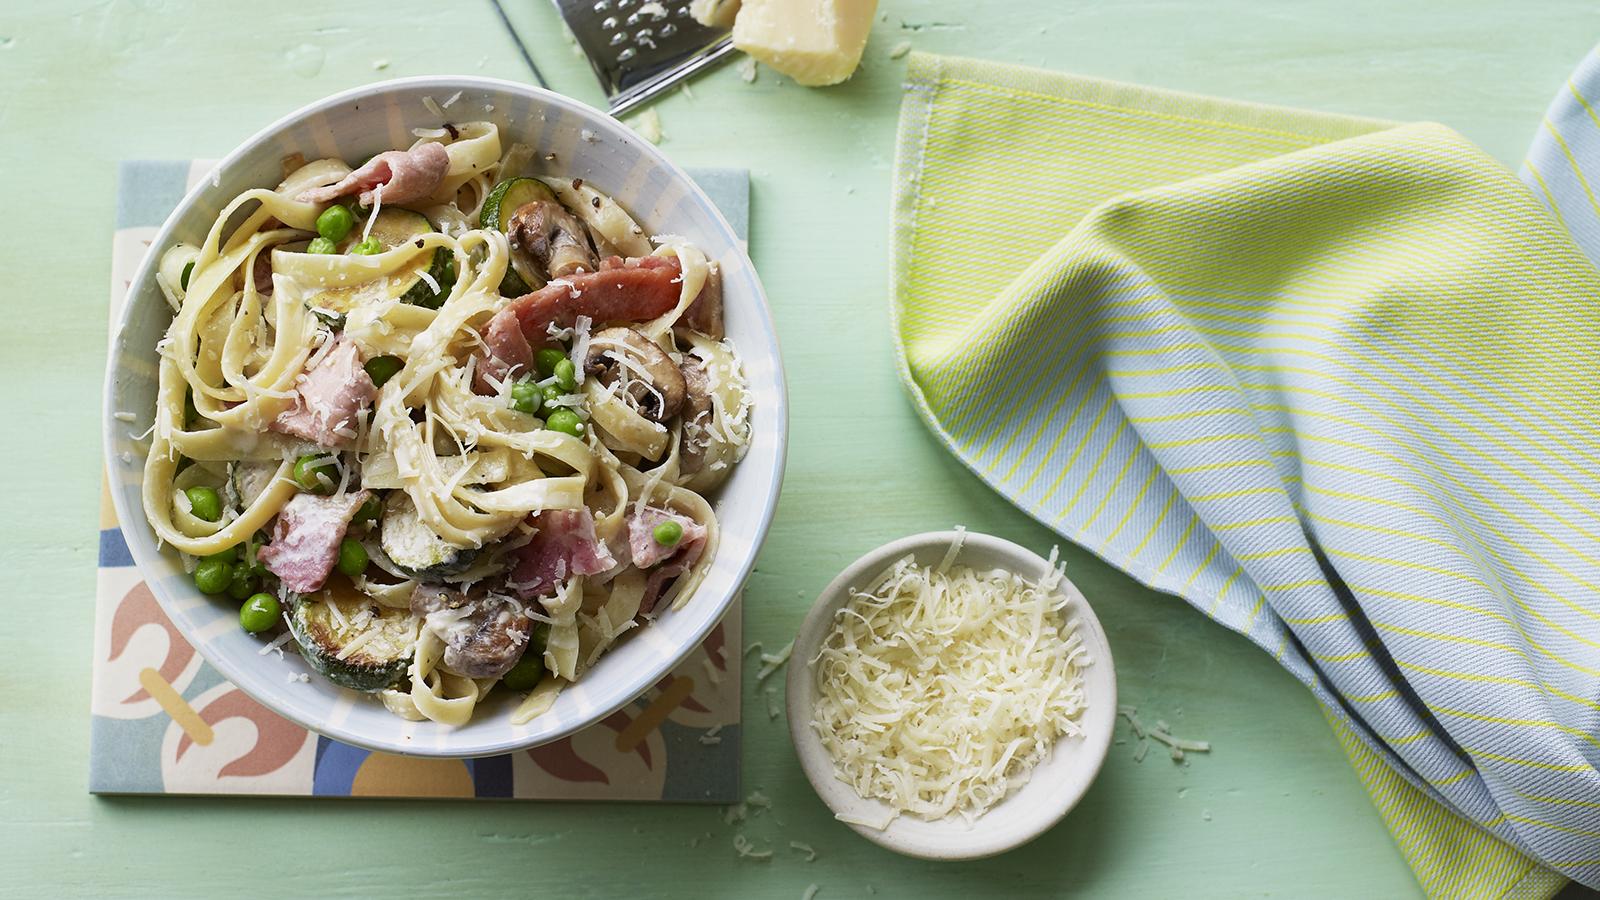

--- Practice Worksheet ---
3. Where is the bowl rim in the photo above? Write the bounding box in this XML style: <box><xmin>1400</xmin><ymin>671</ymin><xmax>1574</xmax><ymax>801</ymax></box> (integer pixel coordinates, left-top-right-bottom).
<box><xmin>785</xmin><ymin>529</ymin><xmax>1117</xmax><ymax>860</ymax></box>
<box><xmin>101</xmin><ymin>75</ymin><xmax>789</xmax><ymax>758</ymax></box>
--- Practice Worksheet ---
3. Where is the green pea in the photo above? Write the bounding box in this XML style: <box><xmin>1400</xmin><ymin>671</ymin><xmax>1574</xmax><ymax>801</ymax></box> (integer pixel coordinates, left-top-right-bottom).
<box><xmin>652</xmin><ymin>520</ymin><xmax>683</xmax><ymax>547</ymax></box>
<box><xmin>353</xmin><ymin>493</ymin><xmax>383</xmax><ymax>524</ymax></box>
<box><xmin>242</xmin><ymin>535</ymin><xmax>269</xmax><ymax>578</ymax></box>
<box><xmin>544</xmin><ymin>409</ymin><xmax>583</xmax><ymax>437</ymax></box>
<box><xmin>500</xmin><ymin>647</ymin><xmax>546</xmax><ymax>691</ymax></box>
<box><xmin>506</xmin><ymin>623</ymin><xmax>555</xmax><ymax>692</ymax></box>
<box><xmin>227</xmin><ymin>564</ymin><xmax>257</xmax><ymax>601</ymax></box>
<box><xmin>180</xmin><ymin>260</ymin><xmax>195</xmax><ymax>291</ymax></box>
<box><xmin>293</xmin><ymin>454</ymin><xmax>339</xmax><ymax>493</ymax></box>
<box><xmin>553</xmin><ymin>358</ymin><xmax>577</xmax><ymax>392</ymax></box>
<box><xmin>305</xmin><ymin>236</ymin><xmax>338</xmax><ymax>254</ymax></box>
<box><xmin>315</xmin><ymin>204</ymin><xmax>356</xmax><ymax>242</ymax></box>
<box><xmin>364</xmin><ymin>354</ymin><xmax>404</xmax><ymax>388</ymax></box>
<box><xmin>239</xmin><ymin>593</ymin><xmax>281</xmax><ymax>634</ymax></box>
<box><xmin>336</xmin><ymin>538</ymin><xmax>369</xmax><ymax>577</ymax></box>
<box><xmin>203</xmin><ymin>546</ymin><xmax>238</xmax><ymax>565</ymax></box>
<box><xmin>193</xmin><ymin>558</ymin><xmax>231</xmax><ymax>595</ymax></box>
<box><xmin>541</xmin><ymin>384</ymin><xmax>563</xmax><ymax>407</ymax></box>
<box><xmin>510</xmin><ymin>379</ymin><xmax>541</xmax><ymax>415</ymax></box>
<box><xmin>535</xmin><ymin>348</ymin><xmax>567</xmax><ymax>377</ymax></box>
<box><xmin>185</xmin><ymin>486</ymin><xmax>222</xmax><ymax>522</ymax></box>
<box><xmin>351</xmin><ymin>236</ymin><xmax>383</xmax><ymax>255</ymax></box>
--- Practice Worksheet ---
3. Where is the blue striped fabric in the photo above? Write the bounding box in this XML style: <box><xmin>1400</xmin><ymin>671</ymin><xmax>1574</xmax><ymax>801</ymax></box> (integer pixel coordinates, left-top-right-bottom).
<box><xmin>893</xmin><ymin>50</ymin><xmax>1600</xmax><ymax>895</ymax></box>
<box><xmin>1524</xmin><ymin>46</ymin><xmax>1600</xmax><ymax>268</ymax></box>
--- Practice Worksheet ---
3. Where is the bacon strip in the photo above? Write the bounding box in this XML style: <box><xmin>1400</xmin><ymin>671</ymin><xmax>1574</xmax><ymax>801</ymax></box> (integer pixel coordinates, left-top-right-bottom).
<box><xmin>258</xmin><ymin>490</ymin><xmax>371</xmax><ymax>594</ymax></box>
<box><xmin>295</xmin><ymin>142</ymin><xmax>450</xmax><ymax>207</ymax></box>
<box><xmin>477</xmin><ymin>257</ymin><xmax>683</xmax><ymax>391</ymax></box>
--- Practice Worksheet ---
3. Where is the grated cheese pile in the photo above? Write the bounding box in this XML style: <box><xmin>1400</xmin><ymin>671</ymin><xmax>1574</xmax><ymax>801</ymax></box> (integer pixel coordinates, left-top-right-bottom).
<box><xmin>809</xmin><ymin>540</ymin><xmax>1090</xmax><ymax>826</ymax></box>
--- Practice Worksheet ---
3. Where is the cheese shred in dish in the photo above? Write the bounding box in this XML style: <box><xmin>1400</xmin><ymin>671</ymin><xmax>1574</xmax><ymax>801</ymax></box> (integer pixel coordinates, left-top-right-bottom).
<box><xmin>810</xmin><ymin>543</ymin><xmax>1089</xmax><ymax>826</ymax></box>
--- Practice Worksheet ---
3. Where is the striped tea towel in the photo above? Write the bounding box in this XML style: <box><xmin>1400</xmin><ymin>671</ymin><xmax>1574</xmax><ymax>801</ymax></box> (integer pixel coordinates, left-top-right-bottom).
<box><xmin>892</xmin><ymin>52</ymin><xmax>1600</xmax><ymax>897</ymax></box>
<box><xmin>1525</xmin><ymin>48</ymin><xmax>1600</xmax><ymax>271</ymax></box>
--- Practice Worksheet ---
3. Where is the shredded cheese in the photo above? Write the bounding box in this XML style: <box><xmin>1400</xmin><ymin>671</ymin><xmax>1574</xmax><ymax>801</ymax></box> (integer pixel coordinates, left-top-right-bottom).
<box><xmin>732</xmin><ymin>834</ymin><xmax>772</xmax><ymax>861</ymax></box>
<box><xmin>810</xmin><ymin>544</ymin><xmax>1090</xmax><ymax>825</ymax></box>
<box><xmin>258</xmin><ymin>631</ymin><xmax>294</xmax><ymax>657</ymax></box>
<box><xmin>756</xmin><ymin>639</ymin><xmax>793</xmax><ymax>681</ymax></box>
<box><xmin>699</xmin><ymin>723</ymin><xmax>724</xmax><ymax>746</ymax></box>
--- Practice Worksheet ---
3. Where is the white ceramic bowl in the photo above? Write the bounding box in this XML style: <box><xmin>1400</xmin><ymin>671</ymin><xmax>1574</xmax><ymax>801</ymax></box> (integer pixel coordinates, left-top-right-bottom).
<box><xmin>786</xmin><ymin>531</ymin><xmax>1116</xmax><ymax>860</ymax></box>
<box><xmin>102</xmin><ymin>77</ymin><xmax>787</xmax><ymax>757</ymax></box>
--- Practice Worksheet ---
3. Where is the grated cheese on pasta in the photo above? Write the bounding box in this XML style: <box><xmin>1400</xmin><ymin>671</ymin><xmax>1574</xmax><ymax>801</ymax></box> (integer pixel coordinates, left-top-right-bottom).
<box><xmin>810</xmin><ymin>544</ymin><xmax>1090</xmax><ymax>826</ymax></box>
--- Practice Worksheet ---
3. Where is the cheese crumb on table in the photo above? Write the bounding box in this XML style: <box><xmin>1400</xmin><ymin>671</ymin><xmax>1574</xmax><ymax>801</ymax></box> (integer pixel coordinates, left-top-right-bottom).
<box><xmin>731</xmin><ymin>0</ymin><xmax>880</xmax><ymax>86</ymax></box>
<box><xmin>733</xmin><ymin>833</ymin><xmax>773</xmax><ymax>861</ymax></box>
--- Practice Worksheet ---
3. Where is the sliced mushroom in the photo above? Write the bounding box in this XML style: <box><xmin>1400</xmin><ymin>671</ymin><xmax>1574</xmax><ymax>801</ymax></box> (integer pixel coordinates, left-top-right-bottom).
<box><xmin>584</xmin><ymin>327</ymin><xmax>687</xmax><ymax>422</ymax></box>
<box><xmin>681</xmin><ymin>261</ymin><xmax>723</xmax><ymax>340</ymax></box>
<box><xmin>410</xmin><ymin>584</ymin><xmax>532</xmax><ymax>680</ymax></box>
<box><xmin>678</xmin><ymin>358</ymin><xmax>713</xmax><ymax>477</ymax></box>
<box><xmin>508</xmin><ymin>199</ymin><xmax>597</xmax><ymax>280</ymax></box>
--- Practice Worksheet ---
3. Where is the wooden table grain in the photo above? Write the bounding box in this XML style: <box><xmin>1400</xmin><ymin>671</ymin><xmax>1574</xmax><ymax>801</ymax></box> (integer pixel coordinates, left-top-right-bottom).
<box><xmin>5</xmin><ymin>1</ymin><xmax>1599</xmax><ymax>896</ymax></box>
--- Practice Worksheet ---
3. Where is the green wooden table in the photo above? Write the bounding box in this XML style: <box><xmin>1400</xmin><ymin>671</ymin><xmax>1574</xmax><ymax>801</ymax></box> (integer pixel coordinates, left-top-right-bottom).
<box><xmin>6</xmin><ymin>1</ymin><xmax>1599</xmax><ymax>895</ymax></box>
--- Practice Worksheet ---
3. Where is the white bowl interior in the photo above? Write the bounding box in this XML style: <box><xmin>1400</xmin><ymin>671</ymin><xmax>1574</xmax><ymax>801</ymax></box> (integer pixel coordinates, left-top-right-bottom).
<box><xmin>786</xmin><ymin>531</ymin><xmax>1117</xmax><ymax>860</ymax></box>
<box><xmin>103</xmin><ymin>77</ymin><xmax>786</xmax><ymax>757</ymax></box>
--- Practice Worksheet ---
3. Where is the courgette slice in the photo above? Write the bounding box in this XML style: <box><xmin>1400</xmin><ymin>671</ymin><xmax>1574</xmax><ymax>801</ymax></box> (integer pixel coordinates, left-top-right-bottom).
<box><xmin>228</xmin><ymin>460</ymin><xmax>279</xmax><ymax>510</ymax></box>
<box><xmin>288</xmin><ymin>581</ymin><xmax>415</xmax><ymax>692</ymax></box>
<box><xmin>480</xmin><ymin>177</ymin><xmax>557</xmax><ymax>231</ymax></box>
<box><xmin>379</xmin><ymin>491</ymin><xmax>479</xmax><ymax>577</ymax></box>
<box><xmin>310</xmin><ymin>208</ymin><xmax>451</xmax><ymax>314</ymax></box>
<box><xmin>481</xmin><ymin>177</ymin><xmax>556</xmax><ymax>294</ymax></box>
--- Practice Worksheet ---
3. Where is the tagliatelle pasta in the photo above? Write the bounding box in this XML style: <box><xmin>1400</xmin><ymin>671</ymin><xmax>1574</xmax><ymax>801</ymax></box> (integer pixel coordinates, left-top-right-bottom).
<box><xmin>143</xmin><ymin>121</ymin><xmax>752</xmax><ymax>726</ymax></box>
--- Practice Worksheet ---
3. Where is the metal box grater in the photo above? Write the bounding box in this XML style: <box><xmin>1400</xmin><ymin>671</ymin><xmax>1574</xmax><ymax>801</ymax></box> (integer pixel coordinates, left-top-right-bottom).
<box><xmin>553</xmin><ymin>0</ymin><xmax>736</xmax><ymax>115</ymax></box>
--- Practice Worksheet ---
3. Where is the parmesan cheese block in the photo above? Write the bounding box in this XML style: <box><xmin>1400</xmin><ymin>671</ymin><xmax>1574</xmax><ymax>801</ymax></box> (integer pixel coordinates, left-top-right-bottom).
<box><xmin>731</xmin><ymin>0</ymin><xmax>879</xmax><ymax>87</ymax></box>
<box><xmin>689</xmin><ymin>0</ymin><xmax>741</xmax><ymax>29</ymax></box>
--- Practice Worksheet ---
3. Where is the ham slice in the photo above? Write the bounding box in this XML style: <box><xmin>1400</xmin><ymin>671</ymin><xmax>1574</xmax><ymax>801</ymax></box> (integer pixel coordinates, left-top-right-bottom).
<box><xmin>639</xmin><ymin>546</ymin><xmax>707</xmax><ymax>616</ymax></box>
<box><xmin>625</xmin><ymin>506</ymin><xmax>707</xmax><ymax>570</ymax></box>
<box><xmin>628</xmin><ymin>506</ymin><xmax>708</xmax><ymax>615</ymax></box>
<box><xmin>506</xmin><ymin>508</ymin><xmax>618</xmax><ymax>599</ymax></box>
<box><xmin>258</xmin><ymin>490</ymin><xmax>371</xmax><ymax>594</ymax></box>
<box><xmin>271</xmin><ymin>336</ymin><xmax>375</xmax><ymax>448</ymax></box>
<box><xmin>295</xmin><ymin>142</ymin><xmax>450</xmax><ymax>207</ymax></box>
<box><xmin>682</xmin><ymin>262</ymin><xmax>722</xmax><ymax>339</ymax></box>
<box><xmin>476</xmin><ymin>256</ymin><xmax>683</xmax><ymax>391</ymax></box>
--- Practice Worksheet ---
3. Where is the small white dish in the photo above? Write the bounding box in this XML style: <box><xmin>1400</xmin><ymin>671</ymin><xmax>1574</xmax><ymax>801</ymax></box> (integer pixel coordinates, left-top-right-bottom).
<box><xmin>786</xmin><ymin>530</ymin><xmax>1116</xmax><ymax>860</ymax></box>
